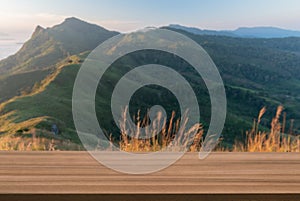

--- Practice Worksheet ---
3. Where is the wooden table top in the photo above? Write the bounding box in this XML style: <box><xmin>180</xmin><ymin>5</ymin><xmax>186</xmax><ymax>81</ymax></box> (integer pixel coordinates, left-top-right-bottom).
<box><xmin>0</xmin><ymin>151</ymin><xmax>299</xmax><ymax>194</ymax></box>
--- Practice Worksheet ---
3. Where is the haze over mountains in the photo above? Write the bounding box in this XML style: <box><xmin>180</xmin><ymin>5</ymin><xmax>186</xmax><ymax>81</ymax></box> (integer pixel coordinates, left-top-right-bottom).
<box><xmin>2</xmin><ymin>22</ymin><xmax>300</xmax><ymax>60</ymax></box>
<box><xmin>168</xmin><ymin>24</ymin><xmax>300</xmax><ymax>38</ymax></box>
<box><xmin>0</xmin><ymin>17</ymin><xmax>300</xmax><ymax>150</ymax></box>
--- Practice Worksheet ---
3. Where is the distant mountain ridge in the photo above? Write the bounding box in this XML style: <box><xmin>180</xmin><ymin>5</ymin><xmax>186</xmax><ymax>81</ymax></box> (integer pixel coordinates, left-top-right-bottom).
<box><xmin>168</xmin><ymin>24</ymin><xmax>300</xmax><ymax>38</ymax></box>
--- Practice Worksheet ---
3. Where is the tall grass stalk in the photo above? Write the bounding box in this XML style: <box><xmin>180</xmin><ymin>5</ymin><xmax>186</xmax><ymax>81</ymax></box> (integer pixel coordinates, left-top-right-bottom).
<box><xmin>234</xmin><ymin>106</ymin><xmax>299</xmax><ymax>152</ymax></box>
<box><xmin>115</xmin><ymin>107</ymin><xmax>204</xmax><ymax>152</ymax></box>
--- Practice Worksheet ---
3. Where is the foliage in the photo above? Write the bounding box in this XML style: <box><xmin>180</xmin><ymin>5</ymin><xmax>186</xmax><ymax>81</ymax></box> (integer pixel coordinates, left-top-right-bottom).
<box><xmin>1</xmin><ymin>19</ymin><xmax>300</xmax><ymax>150</ymax></box>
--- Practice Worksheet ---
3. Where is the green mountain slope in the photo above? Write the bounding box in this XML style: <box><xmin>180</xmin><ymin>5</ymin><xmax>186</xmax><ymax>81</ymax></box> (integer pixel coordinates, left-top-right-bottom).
<box><xmin>1</xmin><ymin>18</ymin><xmax>300</xmax><ymax>150</ymax></box>
<box><xmin>0</xmin><ymin>17</ymin><xmax>118</xmax><ymax>103</ymax></box>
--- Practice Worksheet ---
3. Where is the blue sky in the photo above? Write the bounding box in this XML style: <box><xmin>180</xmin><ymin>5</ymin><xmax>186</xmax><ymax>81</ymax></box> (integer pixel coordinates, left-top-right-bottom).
<box><xmin>1</xmin><ymin>0</ymin><xmax>300</xmax><ymax>41</ymax></box>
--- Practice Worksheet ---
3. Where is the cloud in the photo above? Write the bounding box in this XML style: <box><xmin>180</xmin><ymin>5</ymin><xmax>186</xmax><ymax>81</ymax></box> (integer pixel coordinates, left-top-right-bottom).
<box><xmin>0</xmin><ymin>12</ymin><xmax>143</xmax><ymax>40</ymax></box>
<box><xmin>0</xmin><ymin>32</ymin><xmax>15</xmax><ymax>41</ymax></box>
<box><xmin>0</xmin><ymin>12</ymin><xmax>67</xmax><ymax>40</ymax></box>
<box><xmin>0</xmin><ymin>32</ymin><xmax>8</xmax><ymax>36</ymax></box>
<box><xmin>0</xmin><ymin>12</ymin><xmax>67</xmax><ymax>31</ymax></box>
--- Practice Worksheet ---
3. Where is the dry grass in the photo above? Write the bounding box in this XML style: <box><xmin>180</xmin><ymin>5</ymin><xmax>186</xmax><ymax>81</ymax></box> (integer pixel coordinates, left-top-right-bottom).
<box><xmin>111</xmin><ymin>107</ymin><xmax>204</xmax><ymax>152</ymax></box>
<box><xmin>0</xmin><ymin>128</ymin><xmax>82</xmax><ymax>151</ymax></box>
<box><xmin>234</xmin><ymin>106</ymin><xmax>300</xmax><ymax>152</ymax></box>
<box><xmin>1</xmin><ymin>104</ymin><xmax>299</xmax><ymax>152</ymax></box>
<box><xmin>113</xmin><ymin>106</ymin><xmax>299</xmax><ymax>153</ymax></box>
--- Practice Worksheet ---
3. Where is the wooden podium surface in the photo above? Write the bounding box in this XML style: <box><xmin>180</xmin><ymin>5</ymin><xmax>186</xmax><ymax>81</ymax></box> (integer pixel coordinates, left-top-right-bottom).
<box><xmin>0</xmin><ymin>151</ymin><xmax>299</xmax><ymax>201</ymax></box>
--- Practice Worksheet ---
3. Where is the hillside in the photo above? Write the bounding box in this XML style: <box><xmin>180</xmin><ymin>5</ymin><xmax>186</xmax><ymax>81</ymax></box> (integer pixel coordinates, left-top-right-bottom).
<box><xmin>1</xmin><ymin>18</ymin><xmax>300</xmax><ymax>150</ymax></box>
<box><xmin>0</xmin><ymin>17</ymin><xmax>118</xmax><ymax>103</ymax></box>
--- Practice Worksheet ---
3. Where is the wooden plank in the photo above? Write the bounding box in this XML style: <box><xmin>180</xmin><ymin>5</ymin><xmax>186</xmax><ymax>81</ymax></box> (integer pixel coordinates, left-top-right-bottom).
<box><xmin>0</xmin><ymin>152</ymin><xmax>299</xmax><ymax>194</ymax></box>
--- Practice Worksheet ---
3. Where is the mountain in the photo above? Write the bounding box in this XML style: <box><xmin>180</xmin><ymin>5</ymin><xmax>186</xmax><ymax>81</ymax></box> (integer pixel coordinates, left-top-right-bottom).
<box><xmin>0</xmin><ymin>17</ymin><xmax>118</xmax><ymax>75</ymax></box>
<box><xmin>0</xmin><ymin>18</ymin><xmax>119</xmax><ymax>150</ymax></box>
<box><xmin>0</xmin><ymin>17</ymin><xmax>118</xmax><ymax>102</ymax></box>
<box><xmin>168</xmin><ymin>24</ymin><xmax>238</xmax><ymax>37</ymax></box>
<box><xmin>1</xmin><ymin>18</ymin><xmax>300</xmax><ymax>150</ymax></box>
<box><xmin>233</xmin><ymin>27</ymin><xmax>300</xmax><ymax>38</ymax></box>
<box><xmin>168</xmin><ymin>24</ymin><xmax>300</xmax><ymax>38</ymax></box>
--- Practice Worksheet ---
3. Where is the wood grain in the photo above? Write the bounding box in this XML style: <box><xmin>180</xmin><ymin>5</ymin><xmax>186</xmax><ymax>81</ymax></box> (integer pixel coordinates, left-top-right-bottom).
<box><xmin>0</xmin><ymin>152</ymin><xmax>299</xmax><ymax>194</ymax></box>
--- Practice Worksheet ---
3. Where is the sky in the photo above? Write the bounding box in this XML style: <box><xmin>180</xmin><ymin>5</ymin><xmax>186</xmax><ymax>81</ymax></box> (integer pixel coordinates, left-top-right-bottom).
<box><xmin>0</xmin><ymin>0</ymin><xmax>300</xmax><ymax>42</ymax></box>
